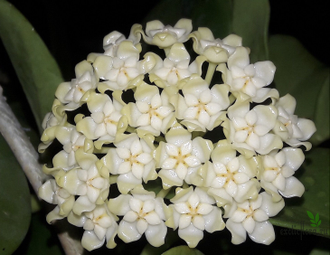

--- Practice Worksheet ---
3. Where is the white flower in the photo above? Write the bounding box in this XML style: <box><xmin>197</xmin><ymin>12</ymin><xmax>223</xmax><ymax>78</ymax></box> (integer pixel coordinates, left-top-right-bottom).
<box><xmin>174</xmin><ymin>75</ymin><xmax>230</xmax><ymax>132</ymax></box>
<box><xmin>108</xmin><ymin>186</ymin><xmax>168</xmax><ymax>247</ymax></box>
<box><xmin>218</xmin><ymin>47</ymin><xmax>278</xmax><ymax>102</ymax></box>
<box><xmin>167</xmin><ymin>187</ymin><xmax>225</xmax><ymax>248</ymax></box>
<box><xmin>260</xmin><ymin>147</ymin><xmax>305</xmax><ymax>201</ymax></box>
<box><xmin>190</xmin><ymin>27</ymin><xmax>242</xmax><ymax>64</ymax></box>
<box><xmin>68</xmin><ymin>205</ymin><xmax>118</xmax><ymax>251</ymax></box>
<box><xmin>73</xmin><ymin>163</ymin><xmax>110</xmax><ymax>214</ymax></box>
<box><xmin>150</xmin><ymin>43</ymin><xmax>197</xmax><ymax>87</ymax></box>
<box><xmin>156</xmin><ymin>125</ymin><xmax>213</xmax><ymax>189</ymax></box>
<box><xmin>51</xmin><ymin>126</ymin><xmax>92</xmax><ymax>170</ymax></box>
<box><xmin>55</xmin><ymin>60</ymin><xmax>97</xmax><ymax>110</ymax></box>
<box><xmin>95</xmin><ymin>41</ymin><xmax>143</xmax><ymax>91</ymax></box>
<box><xmin>225</xmin><ymin>192</ymin><xmax>284</xmax><ymax>245</ymax></box>
<box><xmin>53</xmin><ymin>149</ymin><xmax>109</xmax><ymax>215</ymax></box>
<box><xmin>141</xmin><ymin>18</ymin><xmax>193</xmax><ymax>48</ymax></box>
<box><xmin>102</xmin><ymin>134</ymin><xmax>157</xmax><ymax>194</ymax></box>
<box><xmin>223</xmin><ymin>100</ymin><xmax>283</xmax><ymax>157</ymax></box>
<box><xmin>38</xmin><ymin>179</ymin><xmax>75</xmax><ymax>223</ymax></box>
<box><xmin>76</xmin><ymin>92</ymin><xmax>123</xmax><ymax>148</ymax></box>
<box><xmin>102</xmin><ymin>25</ymin><xmax>141</xmax><ymax>56</ymax></box>
<box><xmin>204</xmin><ymin>140</ymin><xmax>259</xmax><ymax>205</ymax></box>
<box><xmin>103</xmin><ymin>31</ymin><xmax>127</xmax><ymax>56</ymax></box>
<box><xmin>274</xmin><ymin>94</ymin><xmax>316</xmax><ymax>150</ymax></box>
<box><xmin>123</xmin><ymin>82</ymin><xmax>175</xmax><ymax>136</ymax></box>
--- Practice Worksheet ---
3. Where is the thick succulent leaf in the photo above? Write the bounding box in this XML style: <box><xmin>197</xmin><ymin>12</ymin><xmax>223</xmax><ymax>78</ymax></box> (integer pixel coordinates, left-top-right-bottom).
<box><xmin>231</xmin><ymin>0</ymin><xmax>270</xmax><ymax>62</ymax></box>
<box><xmin>0</xmin><ymin>134</ymin><xmax>31</xmax><ymax>255</ymax></box>
<box><xmin>270</xmin><ymin>148</ymin><xmax>330</xmax><ymax>238</ymax></box>
<box><xmin>161</xmin><ymin>245</ymin><xmax>204</xmax><ymax>255</ymax></box>
<box><xmin>269</xmin><ymin>35</ymin><xmax>329</xmax><ymax>145</ymax></box>
<box><xmin>0</xmin><ymin>0</ymin><xmax>64</xmax><ymax>132</ymax></box>
<box><xmin>144</xmin><ymin>0</ymin><xmax>269</xmax><ymax>61</ymax></box>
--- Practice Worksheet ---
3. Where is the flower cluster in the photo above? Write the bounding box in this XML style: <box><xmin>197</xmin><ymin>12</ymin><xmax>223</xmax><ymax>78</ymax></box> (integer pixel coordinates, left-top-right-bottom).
<box><xmin>38</xmin><ymin>19</ymin><xmax>316</xmax><ymax>251</ymax></box>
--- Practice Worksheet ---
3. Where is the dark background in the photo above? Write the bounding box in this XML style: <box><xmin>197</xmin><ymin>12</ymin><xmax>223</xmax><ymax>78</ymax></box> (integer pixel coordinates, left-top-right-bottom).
<box><xmin>1</xmin><ymin>0</ymin><xmax>328</xmax><ymax>82</ymax></box>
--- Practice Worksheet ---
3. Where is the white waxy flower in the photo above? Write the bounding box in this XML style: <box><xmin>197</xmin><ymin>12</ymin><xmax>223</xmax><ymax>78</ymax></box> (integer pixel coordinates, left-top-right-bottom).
<box><xmin>260</xmin><ymin>147</ymin><xmax>305</xmax><ymax>201</ymax></box>
<box><xmin>96</xmin><ymin>41</ymin><xmax>143</xmax><ymax>91</ymax></box>
<box><xmin>68</xmin><ymin>205</ymin><xmax>118</xmax><ymax>251</ymax></box>
<box><xmin>123</xmin><ymin>83</ymin><xmax>175</xmax><ymax>136</ymax></box>
<box><xmin>102</xmin><ymin>134</ymin><xmax>157</xmax><ymax>194</ymax></box>
<box><xmin>108</xmin><ymin>186</ymin><xmax>168</xmax><ymax>247</ymax></box>
<box><xmin>103</xmin><ymin>31</ymin><xmax>127</xmax><ymax>56</ymax></box>
<box><xmin>274</xmin><ymin>94</ymin><xmax>316</xmax><ymax>150</ymax></box>
<box><xmin>51</xmin><ymin>126</ymin><xmax>92</xmax><ymax>170</ymax></box>
<box><xmin>218</xmin><ymin>47</ymin><xmax>278</xmax><ymax>102</ymax></box>
<box><xmin>41</xmin><ymin>109</ymin><xmax>61</xmax><ymax>130</ymax></box>
<box><xmin>156</xmin><ymin>125</ymin><xmax>213</xmax><ymax>189</ymax></box>
<box><xmin>102</xmin><ymin>25</ymin><xmax>141</xmax><ymax>57</ymax></box>
<box><xmin>38</xmin><ymin>179</ymin><xmax>75</xmax><ymax>223</ymax></box>
<box><xmin>39</xmin><ymin>99</ymin><xmax>70</xmax><ymax>152</ymax></box>
<box><xmin>225</xmin><ymin>192</ymin><xmax>284</xmax><ymax>245</ymax></box>
<box><xmin>141</xmin><ymin>18</ymin><xmax>193</xmax><ymax>48</ymax></box>
<box><xmin>73</xmin><ymin>163</ymin><xmax>110</xmax><ymax>214</ymax></box>
<box><xmin>150</xmin><ymin>43</ymin><xmax>196</xmax><ymax>87</ymax></box>
<box><xmin>190</xmin><ymin>27</ymin><xmax>242</xmax><ymax>64</ymax></box>
<box><xmin>167</xmin><ymin>187</ymin><xmax>225</xmax><ymax>248</ymax></box>
<box><xmin>55</xmin><ymin>60</ymin><xmax>97</xmax><ymax>110</ymax></box>
<box><xmin>54</xmin><ymin>149</ymin><xmax>109</xmax><ymax>214</ymax></box>
<box><xmin>174</xmin><ymin>75</ymin><xmax>230</xmax><ymax>132</ymax></box>
<box><xmin>204</xmin><ymin>140</ymin><xmax>259</xmax><ymax>205</ymax></box>
<box><xmin>223</xmin><ymin>100</ymin><xmax>283</xmax><ymax>157</ymax></box>
<box><xmin>76</xmin><ymin>92</ymin><xmax>123</xmax><ymax>147</ymax></box>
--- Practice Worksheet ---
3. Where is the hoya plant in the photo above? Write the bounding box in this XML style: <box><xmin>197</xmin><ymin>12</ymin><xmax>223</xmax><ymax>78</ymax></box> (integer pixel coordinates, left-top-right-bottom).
<box><xmin>0</xmin><ymin>0</ymin><xmax>329</xmax><ymax>255</ymax></box>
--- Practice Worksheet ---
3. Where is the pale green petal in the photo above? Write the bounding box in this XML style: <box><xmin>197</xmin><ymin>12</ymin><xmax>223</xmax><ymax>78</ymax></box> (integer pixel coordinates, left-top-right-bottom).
<box><xmin>226</xmin><ymin>219</ymin><xmax>246</xmax><ymax>245</ymax></box>
<box><xmin>73</xmin><ymin>196</ymin><xmax>96</xmax><ymax>215</ymax></box>
<box><xmin>203</xmin><ymin>207</ymin><xmax>225</xmax><ymax>233</ymax></box>
<box><xmin>81</xmin><ymin>230</ymin><xmax>105</xmax><ymax>251</ymax></box>
<box><xmin>145</xmin><ymin>223</ymin><xmax>167</xmax><ymax>247</ymax></box>
<box><xmin>279</xmin><ymin>176</ymin><xmax>305</xmax><ymax>198</ymax></box>
<box><xmin>248</xmin><ymin>221</ymin><xmax>275</xmax><ymax>245</ymax></box>
<box><xmin>118</xmin><ymin>221</ymin><xmax>141</xmax><ymax>243</ymax></box>
<box><xmin>108</xmin><ymin>194</ymin><xmax>131</xmax><ymax>215</ymax></box>
<box><xmin>260</xmin><ymin>192</ymin><xmax>285</xmax><ymax>217</ymax></box>
<box><xmin>178</xmin><ymin>223</ymin><xmax>204</xmax><ymax>248</ymax></box>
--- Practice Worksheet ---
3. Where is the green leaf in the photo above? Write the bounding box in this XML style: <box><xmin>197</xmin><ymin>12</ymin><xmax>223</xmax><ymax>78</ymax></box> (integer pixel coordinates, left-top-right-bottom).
<box><xmin>315</xmin><ymin>213</ymin><xmax>320</xmax><ymax>223</ymax></box>
<box><xmin>270</xmin><ymin>148</ymin><xmax>330</xmax><ymax>238</ymax></box>
<box><xmin>231</xmin><ymin>0</ymin><xmax>270</xmax><ymax>62</ymax></box>
<box><xmin>144</xmin><ymin>0</ymin><xmax>269</xmax><ymax>62</ymax></box>
<box><xmin>0</xmin><ymin>0</ymin><xmax>64</xmax><ymax>132</ymax></box>
<box><xmin>269</xmin><ymin>35</ymin><xmax>329</xmax><ymax>145</ymax></box>
<box><xmin>0</xmin><ymin>134</ymin><xmax>31</xmax><ymax>255</ymax></box>
<box><xmin>161</xmin><ymin>245</ymin><xmax>204</xmax><ymax>255</ymax></box>
<box><xmin>307</xmin><ymin>211</ymin><xmax>315</xmax><ymax>220</ymax></box>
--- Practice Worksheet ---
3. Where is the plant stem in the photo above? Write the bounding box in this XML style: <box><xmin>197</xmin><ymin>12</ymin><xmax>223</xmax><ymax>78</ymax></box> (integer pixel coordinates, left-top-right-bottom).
<box><xmin>157</xmin><ymin>187</ymin><xmax>172</xmax><ymax>198</ymax></box>
<box><xmin>110</xmin><ymin>175</ymin><xmax>118</xmax><ymax>184</ymax></box>
<box><xmin>205</xmin><ymin>62</ymin><xmax>217</xmax><ymax>85</ymax></box>
<box><xmin>0</xmin><ymin>85</ymin><xmax>84</xmax><ymax>255</ymax></box>
<box><xmin>0</xmin><ymin>86</ymin><xmax>46</xmax><ymax>194</ymax></box>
